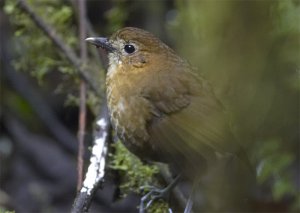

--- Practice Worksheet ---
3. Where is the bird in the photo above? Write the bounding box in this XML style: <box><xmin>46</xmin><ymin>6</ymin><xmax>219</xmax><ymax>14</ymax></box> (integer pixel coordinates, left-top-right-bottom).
<box><xmin>86</xmin><ymin>27</ymin><xmax>256</xmax><ymax>211</ymax></box>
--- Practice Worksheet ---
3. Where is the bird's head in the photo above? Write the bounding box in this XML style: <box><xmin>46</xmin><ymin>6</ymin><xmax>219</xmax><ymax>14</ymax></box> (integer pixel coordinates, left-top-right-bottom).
<box><xmin>86</xmin><ymin>27</ymin><xmax>179</xmax><ymax>76</ymax></box>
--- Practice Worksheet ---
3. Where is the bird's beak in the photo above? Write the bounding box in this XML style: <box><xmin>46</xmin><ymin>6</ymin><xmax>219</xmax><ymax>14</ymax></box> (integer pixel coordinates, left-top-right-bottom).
<box><xmin>85</xmin><ymin>37</ymin><xmax>116</xmax><ymax>52</ymax></box>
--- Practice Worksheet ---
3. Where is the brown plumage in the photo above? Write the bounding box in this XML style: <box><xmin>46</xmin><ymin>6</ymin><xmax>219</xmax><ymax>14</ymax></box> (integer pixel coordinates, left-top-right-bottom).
<box><xmin>86</xmin><ymin>27</ymin><xmax>255</xmax><ymax>210</ymax></box>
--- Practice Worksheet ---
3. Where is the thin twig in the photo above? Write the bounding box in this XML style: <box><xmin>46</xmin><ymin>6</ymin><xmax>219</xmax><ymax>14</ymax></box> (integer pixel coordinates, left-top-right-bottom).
<box><xmin>17</xmin><ymin>0</ymin><xmax>101</xmax><ymax>97</ymax></box>
<box><xmin>68</xmin><ymin>0</ymin><xmax>108</xmax><ymax>68</ymax></box>
<box><xmin>76</xmin><ymin>0</ymin><xmax>87</xmax><ymax>191</ymax></box>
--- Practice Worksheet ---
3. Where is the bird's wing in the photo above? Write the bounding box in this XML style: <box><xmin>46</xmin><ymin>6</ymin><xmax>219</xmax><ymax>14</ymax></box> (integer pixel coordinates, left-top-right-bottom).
<box><xmin>143</xmin><ymin>70</ymin><xmax>239</xmax><ymax>163</ymax></box>
<box><xmin>143</xmin><ymin>69</ymin><xmax>256</xmax><ymax>204</ymax></box>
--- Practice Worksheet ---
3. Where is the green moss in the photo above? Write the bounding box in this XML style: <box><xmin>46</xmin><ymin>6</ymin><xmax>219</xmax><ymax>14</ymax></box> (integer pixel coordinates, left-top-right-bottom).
<box><xmin>109</xmin><ymin>141</ymin><xmax>170</xmax><ymax>212</ymax></box>
<box><xmin>109</xmin><ymin>141</ymin><xmax>159</xmax><ymax>195</ymax></box>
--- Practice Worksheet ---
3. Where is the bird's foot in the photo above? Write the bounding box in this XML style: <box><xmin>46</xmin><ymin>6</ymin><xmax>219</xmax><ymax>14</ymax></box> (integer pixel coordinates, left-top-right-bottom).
<box><xmin>139</xmin><ymin>185</ymin><xmax>171</xmax><ymax>213</ymax></box>
<box><xmin>139</xmin><ymin>175</ymin><xmax>181</xmax><ymax>213</ymax></box>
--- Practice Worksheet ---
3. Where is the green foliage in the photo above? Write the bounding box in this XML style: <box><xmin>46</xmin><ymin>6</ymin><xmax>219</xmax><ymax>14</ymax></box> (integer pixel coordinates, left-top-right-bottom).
<box><xmin>105</xmin><ymin>0</ymin><xmax>128</xmax><ymax>34</ymax></box>
<box><xmin>0</xmin><ymin>209</ymin><xmax>15</xmax><ymax>213</ymax></box>
<box><xmin>4</xmin><ymin>0</ymin><xmax>77</xmax><ymax>83</ymax></box>
<box><xmin>4</xmin><ymin>0</ymin><xmax>104</xmax><ymax>111</ymax></box>
<box><xmin>256</xmin><ymin>139</ymin><xmax>297</xmax><ymax>201</ymax></box>
<box><xmin>271</xmin><ymin>0</ymin><xmax>300</xmax><ymax>35</ymax></box>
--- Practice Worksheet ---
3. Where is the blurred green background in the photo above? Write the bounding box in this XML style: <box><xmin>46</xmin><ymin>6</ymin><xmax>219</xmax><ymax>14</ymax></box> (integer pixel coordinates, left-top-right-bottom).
<box><xmin>0</xmin><ymin>0</ymin><xmax>299</xmax><ymax>212</ymax></box>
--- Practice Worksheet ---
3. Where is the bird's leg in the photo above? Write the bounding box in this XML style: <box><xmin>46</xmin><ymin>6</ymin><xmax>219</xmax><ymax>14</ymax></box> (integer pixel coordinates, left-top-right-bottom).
<box><xmin>139</xmin><ymin>174</ymin><xmax>181</xmax><ymax>213</ymax></box>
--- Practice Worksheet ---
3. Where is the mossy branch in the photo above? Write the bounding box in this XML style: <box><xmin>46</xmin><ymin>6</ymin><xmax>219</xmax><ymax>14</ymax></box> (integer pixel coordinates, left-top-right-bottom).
<box><xmin>17</xmin><ymin>0</ymin><xmax>101</xmax><ymax>97</ymax></box>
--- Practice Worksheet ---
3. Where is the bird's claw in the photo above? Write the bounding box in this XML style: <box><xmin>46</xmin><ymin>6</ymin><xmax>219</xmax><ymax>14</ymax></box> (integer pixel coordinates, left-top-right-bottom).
<box><xmin>139</xmin><ymin>187</ymin><xmax>169</xmax><ymax>213</ymax></box>
<box><xmin>139</xmin><ymin>175</ymin><xmax>181</xmax><ymax>213</ymax></box>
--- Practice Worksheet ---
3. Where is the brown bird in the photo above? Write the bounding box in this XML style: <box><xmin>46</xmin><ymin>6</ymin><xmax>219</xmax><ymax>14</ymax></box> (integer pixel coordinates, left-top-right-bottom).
<box><xmin>86</xmin><ymin>27</ymin><xmax>255</xmax><ymax>211</ymax></box>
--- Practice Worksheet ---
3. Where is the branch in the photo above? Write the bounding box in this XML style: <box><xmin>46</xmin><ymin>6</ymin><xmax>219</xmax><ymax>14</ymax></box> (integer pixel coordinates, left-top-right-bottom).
<box><xmin>71</xmin><ymin>104</ymin><xmax>111</xmax><ymax>213</ymax></box>
<box><xmin>17</xmin><ymin>0</ymin><xmax>101</xmax><ymax>97</ymax></box>
<box><xmin>76</xmin><ymin>0</ymin><xmax>88</xmax><ymax>191</ymax></box>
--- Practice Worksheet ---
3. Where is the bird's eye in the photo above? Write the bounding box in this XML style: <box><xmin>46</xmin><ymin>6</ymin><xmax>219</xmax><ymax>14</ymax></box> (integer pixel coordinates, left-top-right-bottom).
<box><xmin>124</xmin><ymin>44</ymin><xmax>136</xmax><ymax>54</ymax></box>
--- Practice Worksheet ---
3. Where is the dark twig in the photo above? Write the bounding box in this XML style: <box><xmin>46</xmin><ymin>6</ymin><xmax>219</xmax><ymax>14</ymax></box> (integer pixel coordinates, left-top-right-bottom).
<box><xmin>17</xmin><ymin>0</ymin><xmax>101</xmax><ymax>97</ymax></box>
<box><xmin>68</xmin><ymin>0</ymin><xmax>109</xmax><ymax>67</ymax></box>
<box><xmin>71</xmin><ymin>104</ymin><xmax>111</xmax><ymax>213</ymax></box>
<box><xmin>76</xmin><ymin>0</ymin><xmax>87</xmax><ymax>191</ymax></box>
<box><xmin>77</xmin><ymin>82</ymin><xmax>86</xmax><ymax>190</ymax></box>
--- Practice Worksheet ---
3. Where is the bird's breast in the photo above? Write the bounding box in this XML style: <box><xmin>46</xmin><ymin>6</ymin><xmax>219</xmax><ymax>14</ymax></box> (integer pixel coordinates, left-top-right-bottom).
<box><xmin>106</xmin><ymin>74</ymin><xmax>159</xmax><ymax>160</ymax></box>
